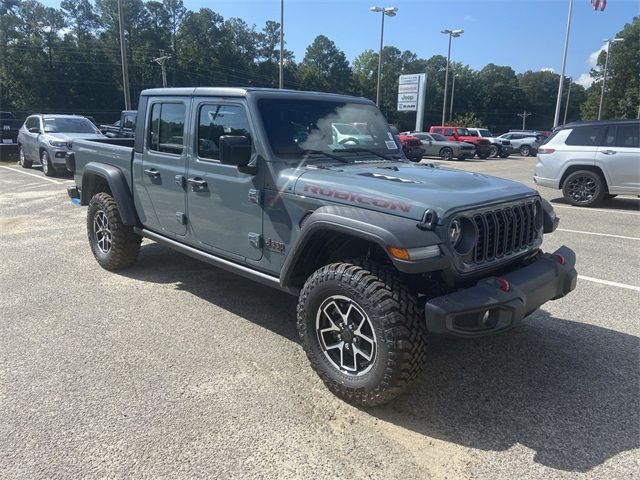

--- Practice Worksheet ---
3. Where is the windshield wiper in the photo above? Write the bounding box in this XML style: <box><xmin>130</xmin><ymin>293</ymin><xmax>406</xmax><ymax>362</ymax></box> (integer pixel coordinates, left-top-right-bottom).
<box><xmin>299</xmin><ymin>149</ymin><xmax>352</xmax><ymax>164</ymax></box>
<box><xmin>340</xmin><ymin>147</ymin><xmax>399</xmax><ymax>161</ymax></box>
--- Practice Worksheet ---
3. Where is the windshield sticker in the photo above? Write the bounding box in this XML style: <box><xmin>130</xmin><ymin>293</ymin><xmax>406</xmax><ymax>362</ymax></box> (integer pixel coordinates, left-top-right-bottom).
<box><xmin>385</xmin><ymin>140</ymin><xmax>397</xmax><ymax>150</ymax></box>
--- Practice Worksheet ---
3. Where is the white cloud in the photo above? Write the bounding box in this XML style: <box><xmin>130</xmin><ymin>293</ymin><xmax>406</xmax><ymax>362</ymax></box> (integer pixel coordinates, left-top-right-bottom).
<box><xmin>463</xmin><ymin>15</ymin><xmax>475</xmax><ymax>22</ymax></box>
<box><xmin>576</xmin><ymin>73</ymin><xmax>594</xmax><ymax>88</ymax></box>
<box><xmin>540</xmin><ymin>67</ymin><xmax>555</xmax><ymax>73</ymax></box>
<box><xmin>588</xmin><ymin>45</ymin><xmax>607</xmax><ymax>68</ymax></box>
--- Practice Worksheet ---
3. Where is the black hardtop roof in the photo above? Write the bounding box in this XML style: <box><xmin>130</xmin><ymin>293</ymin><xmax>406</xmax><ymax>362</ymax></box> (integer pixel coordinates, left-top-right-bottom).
<box><xmin>139</xmin><ymin>87</ymin><xmax>373</xmax><ymax>104</ymax></box>
<box><xmin>556</xmin><ymin>118</ymin><xmax>639</xmax><ymax>130</ymax></box>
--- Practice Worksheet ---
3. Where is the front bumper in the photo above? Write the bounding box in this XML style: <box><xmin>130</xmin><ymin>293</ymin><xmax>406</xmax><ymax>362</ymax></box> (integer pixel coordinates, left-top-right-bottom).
<box><xmin>425</xmin><ymin>245</ymin><xmax>577</xmax><ymax>337</ymax></box>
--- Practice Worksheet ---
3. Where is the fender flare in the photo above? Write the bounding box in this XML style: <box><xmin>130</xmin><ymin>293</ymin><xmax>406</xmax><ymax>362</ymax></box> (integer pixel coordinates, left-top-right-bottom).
<box><xmin>80</xmin><ymin>162</ymin><xmax>138</xmax><ymax>226</ymax></box>
<box><xmin>279</xmin><ymin>205</ymin><xmax>443</xmax><ymax>288</ymax></box>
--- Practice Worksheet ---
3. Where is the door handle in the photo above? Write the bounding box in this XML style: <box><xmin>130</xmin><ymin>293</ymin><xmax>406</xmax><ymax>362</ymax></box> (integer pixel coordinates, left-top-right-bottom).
<box><xmin>187</xmin><ymin>177</ymin><xmax>208</xmax><ymax>191</ymax></box>
<box><xmin>601</xmin><ymin>150</ymin><xmax>617</xmax><ymax>155</ymax></box>
<box><xmin>144</xmin><ymin>168</ymin><xmax>160</xmax><ymax>178</ymax></box>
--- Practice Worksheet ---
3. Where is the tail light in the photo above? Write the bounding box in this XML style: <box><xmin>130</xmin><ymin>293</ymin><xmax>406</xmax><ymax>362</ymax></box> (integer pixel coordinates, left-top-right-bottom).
<box><xmin>537</xmin><ymin>148</ymin><xmax>555</xmax><ymax>154</ymax></box>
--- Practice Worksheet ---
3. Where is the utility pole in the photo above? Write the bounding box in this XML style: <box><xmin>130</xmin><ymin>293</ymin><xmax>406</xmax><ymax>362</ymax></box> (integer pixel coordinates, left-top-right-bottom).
<box><xmin>563</xmin><ymin>76</ymin><xmax>572</xmax><ymax>125</ymax></box>
<box><xmin>449</xmin><ymin>73</ymin><xmax>458</xmax><ymax>122</ymax></box>
<box><xmin>553</xmin><ymin>0</ymin><xmax>573</xmax><ymax>128</ymax></box>
<box><xmin>279</xmin><ymin>0</ymin><xmax>284</xmax><ymax>88</ymax></box>
<box><xmin>598</xmin><ymin>38</ymin><xmax>624</xmax><ymax>120</ymax></box>
<box><xmin>517</xmin><ymin>111</ymin><xmax>531</xmax><ymax>130</ymax></box>
<box><xmin>117</xmin><ymin>0</ymin><xmax>131</xmax><ymax>110</ymax></box>
<box><xmin>153</xmin><ymin>50</ymin><xmax>172</xmax><ymax>88</ymax></box>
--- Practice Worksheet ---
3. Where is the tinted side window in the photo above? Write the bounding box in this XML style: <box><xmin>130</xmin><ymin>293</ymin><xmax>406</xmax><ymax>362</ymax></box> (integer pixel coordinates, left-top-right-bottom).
<box><xmin>148</xmin><ymin>103</ymin><xmax>185</xmax><ymax>155</ymax></box>
<box><xmin>565</xmin><ymin>126</ymin><xmax>605</xmax><ymax>146</ymax></box>
<box><xmin>614</xmin><ymin>125</ymin><xmax>639</xmax><ymax>148</ymax></box>
<box><xmin>198</xmin><ymin>104</ymin><xmax>252</xmax><ymax>161</ymax></box>
<box><xmin>25</xmin><ymin>117</ymin><xmax>37</xmax><ymax>130</ymax></box>
<box><xmin>123</xmin><ymin>115</ymin><xmax>135</xmax><ymax>129</ymax></box>
<box><xmin>444</xmin><ymin>128</ymin><xmax>454</xmax><ymax>136</ymax></box>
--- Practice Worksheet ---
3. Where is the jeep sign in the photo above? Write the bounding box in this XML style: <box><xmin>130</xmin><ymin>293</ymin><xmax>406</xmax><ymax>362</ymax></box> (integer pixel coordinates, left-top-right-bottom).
<box><xmin>398</xmin><ymin>73</ymin><xmax>427</xmax><ymax>130</ymax></box>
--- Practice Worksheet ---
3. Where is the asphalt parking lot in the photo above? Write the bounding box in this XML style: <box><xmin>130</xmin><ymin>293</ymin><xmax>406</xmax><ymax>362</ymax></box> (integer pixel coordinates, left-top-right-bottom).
<box><xmin>1</xmin><ymin>155</ymin><xmax>638</xmax><ymax>479</ymax></box>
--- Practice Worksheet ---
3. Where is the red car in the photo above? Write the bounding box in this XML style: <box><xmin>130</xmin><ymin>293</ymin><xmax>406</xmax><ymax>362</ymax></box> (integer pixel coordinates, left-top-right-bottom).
<box><xmin>389</xmin><ymin>125</ymin><xmax>424</xmax><ymax>162</ymax></box>
<box><xmin>429</xmin><ymin>125</ymin><xmax>491</xmax><ymax>159</ymax></box>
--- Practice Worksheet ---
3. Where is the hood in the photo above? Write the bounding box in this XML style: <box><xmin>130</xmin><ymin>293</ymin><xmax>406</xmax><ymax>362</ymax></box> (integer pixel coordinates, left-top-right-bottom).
<box><xmin>294</xmin><ymin>161</ymin><xmax>537</xmax><ymax>221</ymax></box>
<box><xmin>46</xmin><ymin>132</ymin><xmax>105</xmax><ymax>142</ymax></box>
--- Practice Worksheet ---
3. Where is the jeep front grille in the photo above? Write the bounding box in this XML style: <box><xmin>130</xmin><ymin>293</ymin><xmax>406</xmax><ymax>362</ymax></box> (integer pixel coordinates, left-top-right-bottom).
<box><xmin>470</xmin><ymin>201</ymin><xmax>540</xmax><ymax>264</ymax></box>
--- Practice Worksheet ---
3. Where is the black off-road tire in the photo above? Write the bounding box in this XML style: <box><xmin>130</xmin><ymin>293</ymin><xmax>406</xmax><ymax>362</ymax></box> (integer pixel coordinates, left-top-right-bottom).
<box><xmin>19</xmin><ymin>146</ymin><xmax>32</xmax><ymax>168</ymax></box>
<box><xmin>297</xmin><ymin>261</ymin><xmax>427</xmax><ymax>407</ymax></box>
<box><xmin>562</xmin><ymin>170</ymin><xmax>606</xmax><ymax>207</ymax></box>
<box><xmin>87</xmin><ymin>192</ymin><xmax>141</xmax><ymax>270</ymax></box>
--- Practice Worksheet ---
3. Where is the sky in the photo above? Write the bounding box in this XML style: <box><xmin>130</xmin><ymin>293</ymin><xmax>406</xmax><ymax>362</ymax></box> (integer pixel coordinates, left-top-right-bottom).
<box><xmin>41</xmin><ymin>0</ymin><xmax>639</xmax><ymax>88</ymax></box>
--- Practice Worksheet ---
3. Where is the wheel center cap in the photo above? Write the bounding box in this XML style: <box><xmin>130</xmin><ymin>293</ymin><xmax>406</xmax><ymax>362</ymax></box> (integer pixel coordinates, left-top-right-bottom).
<box><xmin>341</xmin><ymin>329</ymin><xmax>354</xmax><ymax>343</ymax></box>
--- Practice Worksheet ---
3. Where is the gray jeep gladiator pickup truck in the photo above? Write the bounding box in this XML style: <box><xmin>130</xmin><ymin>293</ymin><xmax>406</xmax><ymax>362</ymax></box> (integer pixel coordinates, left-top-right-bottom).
<box><xmin>66</xmin><ymin>87</ymin><xmax>577</xmax><ymax>406</ymax></box>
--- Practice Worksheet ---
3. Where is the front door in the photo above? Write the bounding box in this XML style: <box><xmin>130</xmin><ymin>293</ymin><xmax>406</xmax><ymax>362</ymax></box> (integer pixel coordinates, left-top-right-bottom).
<box><xmin>186</xmin><ymin>100</ymin><xmax>262</xmax><ymax>261</ymax></box>
<box><xmin>598</xmin><ymin>124</ymin><xmax>640</xmax><ymax>193</ymax></box>
<box><xmin>141</xmin><ymin>100</ymin><xmax>188</xmax><ymax>236</ymax></box>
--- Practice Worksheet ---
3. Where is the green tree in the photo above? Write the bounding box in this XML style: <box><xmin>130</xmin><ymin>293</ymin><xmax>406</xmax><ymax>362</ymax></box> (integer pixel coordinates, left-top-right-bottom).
<box><xmin>581</xmin><ymin>17</ymin><xmax>640</xmax><ymax>120</ymax></box>
<box><xmin>297</xmin><ymin>35</ymin><xmax>352</xmax><ymax>93</ymax></box>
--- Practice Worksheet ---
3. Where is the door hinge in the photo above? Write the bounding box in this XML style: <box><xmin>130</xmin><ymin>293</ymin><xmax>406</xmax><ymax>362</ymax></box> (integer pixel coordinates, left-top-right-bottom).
<box><xmin>248</xmin><ymin>232</ymin><xmax>262</xmax><ymax>249</ymax></box>
<box><xmin>176</xmin><ymin>211</ymin><xmax>187</xmax><ymax>225</ymax></box>
<box><xmin>248</xmin><ymin>189</ymin><xmax>262</xmax><ymax>205</ymax></box>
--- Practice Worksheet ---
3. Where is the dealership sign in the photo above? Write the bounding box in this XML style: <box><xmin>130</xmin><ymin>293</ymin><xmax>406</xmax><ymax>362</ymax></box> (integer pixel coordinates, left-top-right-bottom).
<box><xmin>397</xmin><ymin>73</ymin><xmax>427</xmax><ymax>131</ymax></box>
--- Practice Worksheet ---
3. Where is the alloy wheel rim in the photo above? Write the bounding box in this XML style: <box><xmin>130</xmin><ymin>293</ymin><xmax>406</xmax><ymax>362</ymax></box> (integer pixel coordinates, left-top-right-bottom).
<box><xmin>568</xmin><ymin>176</ymin><xmax>597</xmax><ymax>203</ymax></box>
<box><xmin>521</xmin><ymin>146</ymin><xmax>530</xmax><ymax>156</ymax></box>
<box><xmin>490</xmin><ymin>146</ymin><xmax>498</xmax><ymax>157</ymax></box>
<box><xmin>93</xmin><ymin>210</ymin><xmax>112</xmax><ymax>254</ymax></box>
<box><xmin>441</xmin><ymin>149</ymin><xmax>452</xmax><ymax>160</ymax></box>
<box><xmin>315</xmin><ymin>295</ymin><xmax>377</xmax><ymax>376</ymax></box>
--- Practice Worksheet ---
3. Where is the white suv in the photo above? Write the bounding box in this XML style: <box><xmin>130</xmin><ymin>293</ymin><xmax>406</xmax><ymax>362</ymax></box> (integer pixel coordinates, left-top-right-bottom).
<box><xmin>534</xmin><ymin>120</ymin><xmax>639</xmax><ymax>207</ymax></box>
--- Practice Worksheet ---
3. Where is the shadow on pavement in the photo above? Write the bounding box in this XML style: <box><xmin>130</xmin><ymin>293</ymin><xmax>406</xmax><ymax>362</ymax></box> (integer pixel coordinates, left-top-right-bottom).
<box><xmin>551</xmin><ymin>196</ymin><xmax>640</xmax><ymax>212</ymax></box>
<box><xmin>120</xmin><ymin>243</ymin><xmax>639</xmax><ymax>472</ymax></box>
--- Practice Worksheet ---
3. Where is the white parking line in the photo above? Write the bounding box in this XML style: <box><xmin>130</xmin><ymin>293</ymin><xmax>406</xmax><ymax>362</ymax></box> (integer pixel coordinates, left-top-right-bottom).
<box><xmin>578</xmin><ymin>275</ymin><xmax>640</xmax><ymax>292</ymax></box>
<box><xmin>0</xmin><ymin>165</ymin><xmax>63</xmax><ymax>184</ymax></box>
<box><xmin>557</xmin><ymin>228</ymin><xmax>640</xmax><ymax>241</ymax></box>
<box><xmin>553</xmin><ymin>204</ymin><xmax>640</xmax><ymax>216</ymax></box>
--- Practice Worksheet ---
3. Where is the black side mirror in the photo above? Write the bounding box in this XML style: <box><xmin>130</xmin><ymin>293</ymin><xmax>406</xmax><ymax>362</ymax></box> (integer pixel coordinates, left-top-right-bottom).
<box><xmin>28</xmin><ymin>127</ymin><xmax>40</xmax><ymax>134</ymax></box>
<box><xmin>219</xmin><ymin>135</ymin><xmax>251</xmax><ymax>167</ymax></box>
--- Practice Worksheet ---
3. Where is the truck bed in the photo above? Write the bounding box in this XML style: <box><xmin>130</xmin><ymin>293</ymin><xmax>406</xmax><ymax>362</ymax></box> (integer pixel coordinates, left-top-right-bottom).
<box><xmin>72</xmin><ymin>137</ymin><xmax>135</xmax><ymax>187</ymax></box>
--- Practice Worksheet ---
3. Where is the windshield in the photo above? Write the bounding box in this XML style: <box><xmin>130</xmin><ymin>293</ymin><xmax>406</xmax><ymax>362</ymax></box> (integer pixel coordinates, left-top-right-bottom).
<box><xmin>431</xmin><ymin>133</ymin><xmax>447</xmax><ymax>141</ymax></box>
<box><xmin>44</xmin><ymin>117</ymin><xmax>98</xmax><ymax>134</ymax></box>
<box><xmin>456</xmin><ymin>128</ymin><xmax>470</xmax><ymax>136</ymax></box>
<box><xmin>478</xmin><ymin>129</ymin><xmax>492</xmax><ymax>137</ymax></box>
<box><xmin>258</xmin><ymin>99</ymin><xmax>399</xmax><ymax>159</ymax></box>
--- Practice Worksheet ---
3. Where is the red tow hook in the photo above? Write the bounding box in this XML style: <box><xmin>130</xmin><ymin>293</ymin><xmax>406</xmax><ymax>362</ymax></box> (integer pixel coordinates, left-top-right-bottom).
<box><xmin>554</xmin><ymin>254</ymin><xmax>566</xmax><ymax>265</ymax></box>
<box><xmin>496</xmin><ymin>277</ymin><xmax>510</xmax><ymax>292</ymax></box>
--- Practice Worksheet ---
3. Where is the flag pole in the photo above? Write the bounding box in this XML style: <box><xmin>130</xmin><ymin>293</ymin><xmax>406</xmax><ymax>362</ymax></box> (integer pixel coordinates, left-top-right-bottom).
<box><xmin>553</xmin><ymin>0</ymin><xmax>573</xmax><ymax>128</ymax></box>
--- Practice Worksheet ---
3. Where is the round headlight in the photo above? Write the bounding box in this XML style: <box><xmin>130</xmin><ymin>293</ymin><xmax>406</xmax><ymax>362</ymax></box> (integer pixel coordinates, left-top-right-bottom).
<box><xmin>449</xmin><ymin>218</ymin><xmax>462</xmax><ymax>247</ymax></box>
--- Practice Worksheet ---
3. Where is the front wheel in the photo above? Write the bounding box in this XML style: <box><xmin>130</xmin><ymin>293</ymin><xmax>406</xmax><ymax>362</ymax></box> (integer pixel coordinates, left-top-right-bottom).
<box><xmin>489</xmin><ymin>145</ymin><xmax>499</xmax><ymax>158</ymax></box>
<box><xmin>19</xmin><ymin>146</ymin><xmax>32</xmax><ymax>168</ymax></box>
<box><xmin>439</xmin><ymin>147</ymin><xmax>453</xmax><ymax>161</ymax></box>
<box><xmin>87</xmin><ymin>192</ymin><xmax>142</xmax><ymax>270</ymax></box>
<box><xmin>297</xmin><ymin>261</ymin><xmax>427</xmax><ymax>406</ymax></box>
<box><xmin>41</xmin><ymin>150</ymin><xmax>55</xmax><ymax>177</ymax></box>
<box><xmin>562</xmin><ymin>170</ymin><xmax>606</xmax><ymax>207</ymax></box>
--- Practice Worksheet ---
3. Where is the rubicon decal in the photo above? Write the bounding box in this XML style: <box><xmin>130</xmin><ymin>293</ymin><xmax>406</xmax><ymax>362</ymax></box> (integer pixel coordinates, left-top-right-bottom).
<box><xmin>303</xmin><ymin>183</ymin><xmax>412</xmax><ymax>213</ymax></box>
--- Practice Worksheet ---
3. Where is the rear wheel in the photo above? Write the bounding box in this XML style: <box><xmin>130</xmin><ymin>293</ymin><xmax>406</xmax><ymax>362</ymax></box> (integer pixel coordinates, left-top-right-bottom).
<box><xmin>297</xmin><ymin>261</ymin><xmax>427</xmax><ymax>406</ymax></box>
<box><xmin>439</xmin><ymin>147</ymin><xmax>453</xmax><ymax>161</ymax></box>
<box><xmin>19</xmin><ymin>146</ymin><xmax>32</xmax><ymax>169</ymax></box>
<box><xmin>489</xmin><ymin>145</ymin><xmax>499</xmax><ymax>158</ymax></box>
<box><xmin>519</xmin><ymin>145</ymin><xmax>531</xmax><ymax>156</ymax></box>
<box><xmin>87</xmin><ymin>192</ymin><xmax>142</xmax><ymax>270</ymax></box>
<box><xmin>40</xmin><ymin>150</ymin><xmax>55</xmax><ymax>177</ymax></box>
<box><xmin>562</xmin><ymin>170</ymin><xmax>606</xmax><ymax>207</ymax></box>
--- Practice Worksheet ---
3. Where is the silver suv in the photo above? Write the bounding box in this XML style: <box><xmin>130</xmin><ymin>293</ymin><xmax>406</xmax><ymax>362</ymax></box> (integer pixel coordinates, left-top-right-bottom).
<box><xmin>534</xmin><ymin>120</ymin><xmax>639</xmax><ymax>207</ymax></box>
<box><xmin>17</xmin><ymin>114</ymin><xmax>105</xmax><ymax>176</ymax></box>
<box><xmin>497</xmin><ymin>132</ymin><xmax>540</xmax><ymax>156</ymax></box>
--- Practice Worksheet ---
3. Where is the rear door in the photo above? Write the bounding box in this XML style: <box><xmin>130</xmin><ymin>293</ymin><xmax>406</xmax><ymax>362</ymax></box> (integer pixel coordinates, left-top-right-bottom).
<box><xmin>141</xmin><ymin>99</ymin><xmax>188</xmax><ymax>236</ymax></box>
<box><xmin>186</xmin><ymin>99</ymin><xmax>262</xmax><ymax>261</ymax></box>
<box><xmin>598</xmin><ymin>124</ymin><xmax>640</xmax><ymax>193</ymax></box>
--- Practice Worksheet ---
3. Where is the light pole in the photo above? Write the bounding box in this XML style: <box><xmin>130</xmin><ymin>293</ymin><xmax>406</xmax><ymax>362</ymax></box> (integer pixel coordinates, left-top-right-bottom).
<box><xmin>563</xmin><ymin>76</ymin><xmax>572</xmax><ymax>125</ymax></box>
<box><xmin>279</xmin><ymin>0</ymin><xmax>284</xmax><ymax>89</ymax></box>
<box><xmin>553</xmin><ymin>0</ymin><xmax>573</xmax><ymax>128</ymax></box>
<box><xmin>598</xmin><ymin>37</ymin><xmax>624</xmax><ymax>120</ymax></box>
<box><xmin>117</xmin><ymin>0</ymin><xmax>131</xmax><ymax>109</ymax></box>
<box><xmin>370</xmin><ymin>6</ymin><xmax>397</xmax><ymax>107</ymax></box>
<box><xmin>441</xmin><ymin>28</ymin><xmax>463</xmax><ymax>125</ymax></box>
<box><xmin>449</xmin><ymin>73</ymin><xmax>459</xmax><ymax>122</ymax></box>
